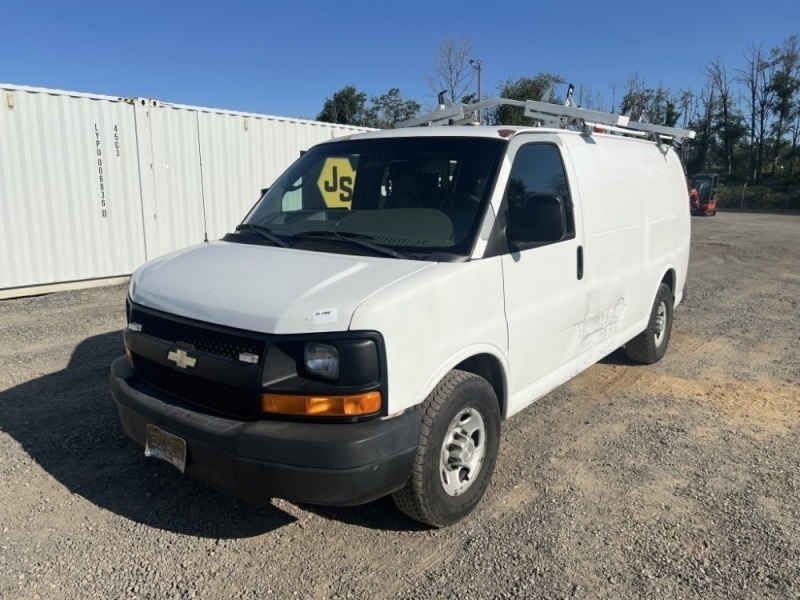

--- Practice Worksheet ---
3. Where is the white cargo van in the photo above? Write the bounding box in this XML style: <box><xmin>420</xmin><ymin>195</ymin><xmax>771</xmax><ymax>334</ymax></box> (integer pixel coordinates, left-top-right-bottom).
<box><xmin>110</xmin><ymin>96</ymin><xmax>693</xmax><ymax>527</ymax></box>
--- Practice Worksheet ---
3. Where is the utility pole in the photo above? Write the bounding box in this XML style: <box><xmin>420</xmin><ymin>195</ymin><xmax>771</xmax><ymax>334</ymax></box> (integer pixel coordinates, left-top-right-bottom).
<box><xmin>469</xmin><ymin>58</ymin><xmax>483</xmax><ymax>124</ymax></box>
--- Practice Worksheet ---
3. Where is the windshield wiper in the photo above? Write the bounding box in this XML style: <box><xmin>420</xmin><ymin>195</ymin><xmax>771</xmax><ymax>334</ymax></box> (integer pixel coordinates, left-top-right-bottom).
<box><xmin>293</xmin><ymin>230</ymin><xmax>405</xmax><ymax>259</ymax></box>
<box><xmin>234</xmin><ymin>223</ymin><xmax>289</xmax><ymax>248</ymax></box>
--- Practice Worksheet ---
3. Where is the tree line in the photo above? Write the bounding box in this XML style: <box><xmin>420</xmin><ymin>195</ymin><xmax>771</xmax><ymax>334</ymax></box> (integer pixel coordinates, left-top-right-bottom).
<box><xmin>316</xmin><ymin>35</ymin><xmax>800</xmax><ymax>194</ymax></box>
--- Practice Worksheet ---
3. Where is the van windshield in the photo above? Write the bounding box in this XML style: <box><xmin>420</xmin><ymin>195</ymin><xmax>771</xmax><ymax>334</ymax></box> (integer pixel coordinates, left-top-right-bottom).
<box><xmin>236</xmin><ymin>137</ymin><xmax>505</xmax><ymax>259</ymax></box>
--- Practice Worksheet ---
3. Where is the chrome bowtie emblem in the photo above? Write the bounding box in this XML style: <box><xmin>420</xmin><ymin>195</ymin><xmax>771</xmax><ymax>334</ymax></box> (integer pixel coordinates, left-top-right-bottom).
<box><xmin>167</xmin><ymin>348</ymin><xmax>197</xmax><ymax>369</ymax></box>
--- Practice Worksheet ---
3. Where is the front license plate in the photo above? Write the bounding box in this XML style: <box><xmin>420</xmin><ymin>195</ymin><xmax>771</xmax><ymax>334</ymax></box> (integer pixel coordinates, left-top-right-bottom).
<box><xmin>144</xmin><ymin>424</ymin><xmax>187</xmax><ymax>473</ymax></box>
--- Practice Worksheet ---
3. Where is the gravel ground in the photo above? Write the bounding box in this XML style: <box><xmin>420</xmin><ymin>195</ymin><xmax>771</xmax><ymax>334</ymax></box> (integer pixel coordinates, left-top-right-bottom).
<box><xmin>1</xmin><ymin>211</ymin><xmax>798</xmax><ymax>599</ymax></box>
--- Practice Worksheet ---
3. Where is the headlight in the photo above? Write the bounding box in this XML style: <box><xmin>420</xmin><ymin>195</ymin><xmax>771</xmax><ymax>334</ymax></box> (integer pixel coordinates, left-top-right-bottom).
<box><xmin>304</xmin><ymin>343</ymin><xmax>339</xmax><ymax>380</ymax></box>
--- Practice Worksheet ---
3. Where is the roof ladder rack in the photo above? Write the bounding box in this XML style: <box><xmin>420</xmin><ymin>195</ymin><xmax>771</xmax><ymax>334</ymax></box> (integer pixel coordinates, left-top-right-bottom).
<box><xmin>397</xmin><ymin>84</ymin><xmax>696</xmax><ymax>145</ymax></box>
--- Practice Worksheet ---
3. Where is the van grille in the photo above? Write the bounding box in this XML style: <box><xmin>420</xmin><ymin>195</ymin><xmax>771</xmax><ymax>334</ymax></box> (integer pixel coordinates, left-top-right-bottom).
<box><xmin>132</xmin><ymin>354</ymin><xmax>259</xmax><ymax>419</ymax></box>
<box><xmin>130</xmin><ymin>309</ymin><xmax>264</xmax><ymax>360</ymax></box>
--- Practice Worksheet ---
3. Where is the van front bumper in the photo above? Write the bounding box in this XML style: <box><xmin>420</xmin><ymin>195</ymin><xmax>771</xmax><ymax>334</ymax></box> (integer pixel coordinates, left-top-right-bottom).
<box><xmin>109</xmin><ymin>357</ymin><xmax>421</xmax><ymax>506</ymax></box>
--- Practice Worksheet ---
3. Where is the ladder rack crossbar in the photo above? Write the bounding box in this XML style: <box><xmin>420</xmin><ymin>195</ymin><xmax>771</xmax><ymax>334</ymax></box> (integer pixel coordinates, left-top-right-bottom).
<box><xmin>397</xmin><ymin>97</ymin><xmax>526</xmax><ymax>128</ymax></box>
<box><xmin>620</xmin><ymin>120</ymin><xmax>696</xmax><ymax>140</ymax></box>
<box><xmin>523</xmin><ymin>100</ymin><xmax>630</xmax><ymax>128</ymax></box>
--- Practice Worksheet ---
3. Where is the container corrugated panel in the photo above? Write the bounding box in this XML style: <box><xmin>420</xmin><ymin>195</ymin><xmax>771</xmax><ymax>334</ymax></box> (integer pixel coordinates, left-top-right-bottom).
<box><xmin>0</xmin><ymin>85</ymin><xmax>147</xmax><ymax>290</ymax></box>
<box><xmin>197</xmin><ymin>110</ymin><xmax>278</xmax><ymax>242</ymax></box>
<box><xmin>196</xmin><ymin>111</ymin><xmax>366</xmax><ymax>241</ymax></box>
<box><xmin>141</xmin><ymin>104</ymin><xmax>369</xmax><ymax>252</ymax></box>
<box><xmin>0</xmin><ymin>84</ymin><xmax>372</xmax><ymax>295</ymax></box>
<box><xmin>141</xmin><ymin>103</ymin><xmax>208</xmax><ymax>258</ymax></box>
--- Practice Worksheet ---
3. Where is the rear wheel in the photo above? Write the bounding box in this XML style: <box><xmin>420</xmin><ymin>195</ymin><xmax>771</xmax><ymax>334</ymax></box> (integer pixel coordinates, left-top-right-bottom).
<box><xmin>392</xmin><ymin>370</ymin><xmax>500</xmax><ymax>527</ymax></box>
<box><xmin>626</xmin><ymin>283</ymin><xmax>674</xmax><ymax>364</ymax></box>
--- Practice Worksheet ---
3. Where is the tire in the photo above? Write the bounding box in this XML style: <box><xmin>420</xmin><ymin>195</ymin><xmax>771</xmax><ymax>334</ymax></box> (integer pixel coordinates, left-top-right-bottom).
<box><xmin>392</xmin><ymin>370</ymin><xmax>501</xmax><ymax>527</ymax></box>
<box><xmin>626</xmin><ymin>283</ymin><xmax>674</xmax><ymax>364</ymax></box>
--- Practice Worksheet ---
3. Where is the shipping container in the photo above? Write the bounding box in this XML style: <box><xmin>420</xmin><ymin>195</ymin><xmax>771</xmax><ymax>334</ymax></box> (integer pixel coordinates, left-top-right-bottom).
<box><xmin>0</xmin><ymin>84</ymin><xmax>370</xmax><ymax>298</ymax></box>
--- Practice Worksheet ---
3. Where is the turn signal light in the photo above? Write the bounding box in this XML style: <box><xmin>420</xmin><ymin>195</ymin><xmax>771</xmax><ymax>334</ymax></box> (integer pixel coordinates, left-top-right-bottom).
<box><xmin>262</xmin><ymin>391</ymin><xmax>381</xmax><ymax>417</ymax></box>
<box><xmin>123</xmin><ymin>330</ymin><xmax>134</xmax><ymax>367</ymax></box>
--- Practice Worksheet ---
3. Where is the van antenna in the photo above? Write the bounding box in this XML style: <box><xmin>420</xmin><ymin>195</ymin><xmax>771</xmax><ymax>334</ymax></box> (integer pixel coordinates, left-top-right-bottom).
<box><xmin>195</xmin><ymin>113</ymin><xmax>210</xmax><ymax>243</ymax></box>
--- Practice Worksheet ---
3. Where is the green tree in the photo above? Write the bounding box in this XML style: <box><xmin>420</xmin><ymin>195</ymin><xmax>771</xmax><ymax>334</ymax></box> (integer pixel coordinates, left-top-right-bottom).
<box><xmin>620</xmin><ymin>75</ymin><xmax>677</xmax><ymax>126</ymax></box>
<box><xmin>737</xmin><ymin>44</ymin><xmax>772</xmax><ymax>181</ymax></box>
<box><xmin>769</xmin><ymin>35</ymin><xmax>800</xmax><ymax>171</ymax></box>
<box><xmin>705</xmin><ymin>58</ymin><xmax>740</xmax><ymax>174</ymax></box>
<box><xmin>316</xmin><ymin>85</ymin><xmax>371</xmax><ymax>126</ymax></box>
<box><xmin>317</xmin><ymin>86</ymin><xmax>421</xmax><ymax>129</ymax></box>
<box><xmin>787</xmin><ymin>100</ymin><xmax>800</xmax><ymax>176</ymax></box>
<box><xmin>685</xmin><ymin>86</ymin><xmax>714</xmax><ymax>175</ymax></box>
<box><xmin>492</xmin><ymin>73</ymin><xmax>564</xmax><ymax>126</ymax></box>
<box><xmin>677</xmin><ymin>89</ymin><xmax>697</xmax><ymax>129</ymax></box>
<box><xmin>369</xmin><ymin>88</ymin><xmax>421</xmax><ymax>128</ymax></box>
<box><xmin>664</xmin><ymin>100</ymin><xmax>681</xmax><ymax>127</ymax></box>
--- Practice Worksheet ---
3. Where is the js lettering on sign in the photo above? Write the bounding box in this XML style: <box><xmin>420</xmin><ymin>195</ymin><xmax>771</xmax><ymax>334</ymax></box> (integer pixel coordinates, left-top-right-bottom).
<box><xmin>322</xmin><ymin>165</ymin><xmax>353</xmax><ymax>201</ymax></box>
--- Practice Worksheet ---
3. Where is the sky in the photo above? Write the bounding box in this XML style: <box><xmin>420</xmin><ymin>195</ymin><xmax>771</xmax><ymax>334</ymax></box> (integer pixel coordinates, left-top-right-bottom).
<box><xmin>2</xmin><ymin>0</ymin><xmax>798</xmax><ymax>121</ymax></box>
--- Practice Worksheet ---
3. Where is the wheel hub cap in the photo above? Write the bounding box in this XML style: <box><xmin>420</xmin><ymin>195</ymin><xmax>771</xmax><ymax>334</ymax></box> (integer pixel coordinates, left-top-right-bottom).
<box><xmin>654</xmin><ymin>301</ymin><xmax>667</xmax><ymax>345</ymax></box>
<box><xmin>448</xmin><ymin>436</ymin><xmax>475</xmax><ymax>467</ymax></box>
<box><xmin>440</xmin><ymin>408</ymin><xmax>486</xmax><ymax>497</ymax></box>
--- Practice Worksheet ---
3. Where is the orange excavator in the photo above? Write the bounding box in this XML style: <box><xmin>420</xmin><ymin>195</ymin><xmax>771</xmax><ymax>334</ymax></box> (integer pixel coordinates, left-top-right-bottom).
<box><xmin>689</xmin><ymin>173</ymin><xmax>718</xmax><ymax>216</ymax></box>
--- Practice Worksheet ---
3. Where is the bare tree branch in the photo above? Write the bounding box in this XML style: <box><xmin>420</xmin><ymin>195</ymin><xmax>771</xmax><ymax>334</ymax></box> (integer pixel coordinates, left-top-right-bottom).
<box><xmin>424</xmin><ymin>36</ymin><xmax>476</xmax><ymax>104</ymax></box>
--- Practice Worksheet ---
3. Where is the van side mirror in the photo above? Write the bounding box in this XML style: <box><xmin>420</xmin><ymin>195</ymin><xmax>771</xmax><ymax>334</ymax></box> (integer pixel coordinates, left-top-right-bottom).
<box><xmin>507</xmin><ymin>193</ymin><xmax>567</xmax><ymax>248</ymax></box>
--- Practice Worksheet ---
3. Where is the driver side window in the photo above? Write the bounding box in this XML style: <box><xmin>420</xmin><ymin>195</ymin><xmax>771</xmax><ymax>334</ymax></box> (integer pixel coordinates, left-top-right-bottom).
<box><xmin>504</xmin><ymin>144</ymin><xmax>575</xmax><ymax>242</ymax></box>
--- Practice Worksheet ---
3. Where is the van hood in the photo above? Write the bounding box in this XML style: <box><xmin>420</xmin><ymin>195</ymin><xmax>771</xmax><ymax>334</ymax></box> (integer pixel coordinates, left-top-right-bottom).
<box><xmin>129</xmin><ymin>241</ymin><xmax>433</xmax><ymax>334</ymax></box>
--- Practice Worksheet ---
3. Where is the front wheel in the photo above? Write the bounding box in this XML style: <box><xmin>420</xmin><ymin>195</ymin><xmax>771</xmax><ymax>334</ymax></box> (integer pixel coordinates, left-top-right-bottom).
<box><xmin>392</xmin><ymin>370</ymin><xmax>501</xmax><ymax>527</ymax></box>
<box><xmin>626</xmin><ymin>283</ymin><xmax>674</xmax><ymax>364</ymax></box>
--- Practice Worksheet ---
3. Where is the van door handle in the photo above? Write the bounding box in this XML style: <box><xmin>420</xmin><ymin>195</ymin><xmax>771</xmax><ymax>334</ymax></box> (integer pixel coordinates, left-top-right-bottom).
<box><xmin>577</xmin><ymin>246</ymin><xmax>584</xmax><ymax>280</ymax></box>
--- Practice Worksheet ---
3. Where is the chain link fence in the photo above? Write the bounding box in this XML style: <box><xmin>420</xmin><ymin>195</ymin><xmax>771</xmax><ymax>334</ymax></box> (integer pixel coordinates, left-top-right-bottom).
<box><xmin>717</xmin><ymin>184</ymin><xmax>800</xmax><ymax>211</ymax></box>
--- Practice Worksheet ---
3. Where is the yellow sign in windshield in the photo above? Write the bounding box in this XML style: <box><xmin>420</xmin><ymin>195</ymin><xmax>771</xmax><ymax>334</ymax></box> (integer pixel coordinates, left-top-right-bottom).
<box><xmin>317</xmin><ymin>158</ymin><xmax>356</xmax><ymax>208</ymax></box>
